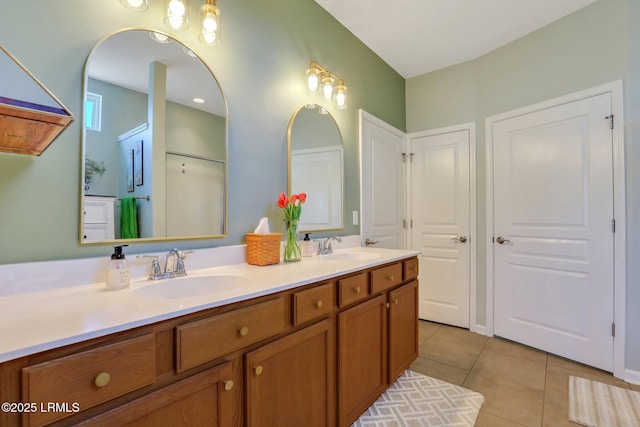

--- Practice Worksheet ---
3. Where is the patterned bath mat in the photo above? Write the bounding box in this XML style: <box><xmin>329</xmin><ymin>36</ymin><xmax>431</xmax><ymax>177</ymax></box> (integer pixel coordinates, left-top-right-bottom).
<box><xmin>352</xmin><ymin>370</ymin><xmax>484</xmax><ymax>426</ymax></box>
<box><xmin>569</xmin><ymin>375</ymin><xmax>640</xmax><ymax>427</ymax></box>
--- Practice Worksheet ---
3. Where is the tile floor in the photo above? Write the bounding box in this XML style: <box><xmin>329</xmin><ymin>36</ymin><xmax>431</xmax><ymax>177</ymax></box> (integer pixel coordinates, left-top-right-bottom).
<box><xmin>409</xmin><ymin>320</ymin><xmax>640</xmax><ymax>427</ymax></box>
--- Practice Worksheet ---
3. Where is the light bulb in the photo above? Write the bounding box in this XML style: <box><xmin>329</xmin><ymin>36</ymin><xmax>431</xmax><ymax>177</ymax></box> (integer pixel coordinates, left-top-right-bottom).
<box><xmin>307</xmin><ymin>73</ymin><xmax>319</xmax><ymax>92</ymax></box>
<box><xmin>335</xmin><ymin>81</ymin><xmax>347</xmax><ymax>109</ymax></box>
<box><xmin>322</xmin><ymin>81</ymin><xmax>333</xmax><ymax>100</ymax></box>
<box><xmin>203</xmin><ymin>12</ymin><xmax>218</xmax><ymax>32</ymax></box>
<box><xmin>128</xmin><ymin>0</ymin><xmax>143</xmax><ymax>7</ymax></box>
<box><xmin>169</xmin><ymin>0</ymin><xmax>186</xmax><ymax>16</ymax></box>
<box><xmin>168</xmin><ymin>16</ymin><xmax>184</xmax><ymax>29</ymax></box>
<box><xmin>119</xmin><ymin>0</ymin><xmax>148</xmax><ymax>11</ymax></box>
<box><xmin>202</xmin><ymin>32</ymin><xmax>217</xmax><ymax>44</ymax></box>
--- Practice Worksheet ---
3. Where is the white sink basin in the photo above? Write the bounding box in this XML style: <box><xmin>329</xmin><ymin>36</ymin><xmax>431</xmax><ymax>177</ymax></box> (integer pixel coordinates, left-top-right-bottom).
<box><xmin>322</xmin><ymin>251</ymin><xmax>381</xmax><ymax>261</ymax></box>
<box><xmin>132</xmin><ymin>274</ymin><xmax>253</xmax><ymax>299</ymax></box>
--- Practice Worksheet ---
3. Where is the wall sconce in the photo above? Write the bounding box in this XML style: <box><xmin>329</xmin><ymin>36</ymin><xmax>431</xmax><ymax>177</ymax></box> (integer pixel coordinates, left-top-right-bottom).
<box><xmin>199</xmin><ymin>0</ymin><xmax>221</xmax><ymax>46</ymax></box>
<box><xmin>307</xmin><ymin>61</ymin><xmax>348</xmax><ymax>110</ymax></box>
<box><xmin>119</xmin><ymin>0</ymin><xmax>222</xmax><ymax>46</ymax></box>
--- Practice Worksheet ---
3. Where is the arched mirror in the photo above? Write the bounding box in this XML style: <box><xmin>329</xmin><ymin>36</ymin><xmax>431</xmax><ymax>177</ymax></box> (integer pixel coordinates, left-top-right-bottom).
<box><xmin>80</xmin><ymin>29</ymin><xmax>227</xmax><ymax>243</ymax></box>
<box><xmin>287</xmin><ymin>104</ymin><xmax>343</xmax><ymax>231</ymax></box>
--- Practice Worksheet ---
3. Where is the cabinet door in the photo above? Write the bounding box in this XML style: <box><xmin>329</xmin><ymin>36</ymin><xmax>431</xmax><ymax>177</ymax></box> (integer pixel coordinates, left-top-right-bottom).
<box><xmin>76</xmin><ymin>362</ymin><xmax>234</xmax><ymax>427</ymax></box>
<box><xmin>245</xmin><ymin>319</ymin><xmax>334</xmax><ymax>427</ymax></box>
<box><xmin>338</xmin><ymin>294</ymin><xmax>387</xmax><ymax>427</ymax></box>
<box><xmin>389</xmin><ymin>280</ymin><xmax>419</xmax><ymax>382</ymax></box>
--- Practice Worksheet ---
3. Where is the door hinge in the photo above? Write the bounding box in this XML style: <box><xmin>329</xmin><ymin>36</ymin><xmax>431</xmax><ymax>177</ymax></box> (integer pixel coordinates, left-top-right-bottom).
<box><xmin>410</xmin><ymin>153</ymin><xmax>415</xmax><ymax>163</ymax></box>
<box><xmin>403</xmin><ymin>219</ymin><xmax>406</xmax><ymax>229</ymax></box>
<box><xmin>402</xmin><ymin>152</ymin><xmax>407</xmax><ymax>163</ymax></box>
<box><xmin>612</xmin><ymin>219</ymin><xmax>616</xmax><ymax>233</ymax></box>
<box><xmin>612</xmin><ymin>323</ymin><xmax>616</xmax><ymax>337</ymax></box>
<box><xmin>410</xmin><ymin>219</ymin><xmax>413</xmax><ymax>228</ymax></box>
<box><xmin>605</xmin><ymin>114</ymin><xmax>614</xmax><ymax>130</ymax></box>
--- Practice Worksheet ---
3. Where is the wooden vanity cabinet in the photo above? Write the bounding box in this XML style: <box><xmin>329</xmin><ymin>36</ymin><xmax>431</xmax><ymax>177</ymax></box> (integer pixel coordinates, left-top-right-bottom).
<box><xmin>337</xmin><ymin>260</ymin><xmax>419</xmax><ymax>426</ymax></box>
<box><xmin>0</xmin><ymin>256</ymin><xmax>418</xmax><ymax>427</ymax></box>
<box><xmin>245</xmin><ymin>319</ymin><xmax>334</xmax><ymax>427</ymax></box>
<box><xmin>76</xmin><ymin>361</ymin><xmax>234</xmax><ymax>427</ymax></box>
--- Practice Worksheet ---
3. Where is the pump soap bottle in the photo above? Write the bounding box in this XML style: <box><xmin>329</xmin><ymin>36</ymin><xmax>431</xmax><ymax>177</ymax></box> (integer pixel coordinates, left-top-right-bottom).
<box><xmin>106</xmin><ymin>245</ymin><xmax>130</xmax><ymax>291</ymax></box>
<box><xmin>301</xmin><ymin>233</ymin><xmax>314</xmax><ymax>257</ymax></box>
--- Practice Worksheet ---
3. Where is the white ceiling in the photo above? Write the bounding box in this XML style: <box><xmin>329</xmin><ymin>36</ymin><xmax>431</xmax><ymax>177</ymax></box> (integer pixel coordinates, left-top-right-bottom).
<box><xmin>315</xmin><ymin>0</ymin><xmax>599</xmax><ymax>78</ymax></box>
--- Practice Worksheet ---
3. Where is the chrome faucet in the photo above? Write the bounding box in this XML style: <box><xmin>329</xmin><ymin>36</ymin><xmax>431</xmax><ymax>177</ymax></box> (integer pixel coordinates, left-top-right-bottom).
<box><xmin>318</xmin><ymin>236</ymin><xmax>342</xmax><ymax>255</ymax></box>
<box><xmin>138</xmin><ymin>248</ymin><xmax>193</xmax><ymax>280</ymax></box>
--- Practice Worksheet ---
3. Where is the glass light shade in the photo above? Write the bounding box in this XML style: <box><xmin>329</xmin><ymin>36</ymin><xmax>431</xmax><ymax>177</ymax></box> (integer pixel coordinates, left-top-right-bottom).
<box><xmin>307</xmin><ymin>66</ymin><xmax>320</xmax><ymax>92</ymax></box>
<box><xmin>321</xmin><ymin>73</ymin><xmax>334</xmax><ymax>100</ymax></box>
<box><xmin>149</xmin><ymin>31</ymin><xmax>173</xmax><ymax>43</ymax></box>
<box><xmin>199</xmin><ymin>1</ymin><xmax>221</xmax><ymax>46</ymax></box>
<box><xmin>164</xmin><ymin>0</ymin><xmax>189</xmax><ymax>30</ymax></box>
<box><xmin>335</xmin><ymin>82</ymin><xmax>347</xmax><ymax>110</ymax></box>
<box><xmin>119</xmin><ymin>0</ymin><xmax>149</xmax><ymax>11</ymax></box>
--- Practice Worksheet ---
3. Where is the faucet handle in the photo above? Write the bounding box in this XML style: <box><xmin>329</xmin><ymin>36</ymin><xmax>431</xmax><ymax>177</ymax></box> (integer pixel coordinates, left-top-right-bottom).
<box><xmin>137</xmin><ymin>255</ymin><xmax>162</xmax><ymax>280</ymax></box>
<box><xmin>174</xmin><ymin>249</ymin><xmax>194</xmax><ymax>277</ymax></box>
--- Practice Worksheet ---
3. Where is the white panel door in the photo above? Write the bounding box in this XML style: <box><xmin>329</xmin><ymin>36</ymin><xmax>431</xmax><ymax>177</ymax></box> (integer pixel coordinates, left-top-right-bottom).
<box><xmin>411</xmin><ymin>130</ymin><xmax>470</xmax><ymax>327</ymax></box>
<box><xmin>360</xmin><ymin>111</ymin><xmax>405</xmax><ymax>249</ymax></box>
<box><xmin>493</xmin><ymin>93</ymin><xmax>614</xmax><ymax>370</ymax></box>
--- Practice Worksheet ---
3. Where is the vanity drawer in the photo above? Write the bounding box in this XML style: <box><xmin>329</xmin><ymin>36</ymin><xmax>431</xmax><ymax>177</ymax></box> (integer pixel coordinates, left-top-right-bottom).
<box><xmin>176</xmin><ymin>297</ymin><xmax>287</xmax><ymax>373</ymax></box>
<box><xmin>370</xmin><ymin>263</ymin><xmax>403</xmax><ymax>294</ymax></box>
<box><xmin>404</xmin><ymin>258</ymin><xmax>419</xmax><ymax>281</ymax></box>
<box><xmin>338</xmin><ymin>272</ymin><xmax>368</xmax><ymax>307</ymax></box>
<box><xmin>22</xmin><ymin>334</ymin><xmax>156</xmax><ymax>427</ymax></box>
<box><xmin>293</xmin><ymin>282</ymin><xmax>334</xmax><ymax>325</ymax></box>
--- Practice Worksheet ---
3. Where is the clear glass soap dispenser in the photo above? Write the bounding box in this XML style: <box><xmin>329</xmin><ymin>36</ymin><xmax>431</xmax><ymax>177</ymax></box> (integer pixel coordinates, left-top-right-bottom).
<box><xmin>106</xmin><ymin>244</ymin><xmax>130</xmax><ymax>291</ymax></box>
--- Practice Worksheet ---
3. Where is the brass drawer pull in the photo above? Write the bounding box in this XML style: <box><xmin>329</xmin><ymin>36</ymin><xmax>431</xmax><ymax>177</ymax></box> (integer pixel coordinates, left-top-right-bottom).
<box><xmin>386</xmin><ymin>275</ymin><xmax>395</xmax><ymax>281</ymax></box>
<box><xmin>239</xmin><ymin>326</ymin><xmax>249</xmax><ymax>337</ymax></box>
<box><xmin>315</xmin><ymin>300</ymin><xmax>324</xmax><ymax>308</ymax></box>
<box><xmin>254</xmin><ymin>365</ymin><xmax>263</xmax><ymax>376</ymax></box>
<box><xmin>354</xmin><ymin>286</ymin><xmax>361</xmax><ymax>293</ymax></box>
<box><xmin>224</xmin><ymin>380</ymin><xmax>234</xmax><ymax>391</ymax></box>
<box><xmin>94</xmin><ymin>372</ymin><xmax>111</xmax><ymax>388</ymax></box>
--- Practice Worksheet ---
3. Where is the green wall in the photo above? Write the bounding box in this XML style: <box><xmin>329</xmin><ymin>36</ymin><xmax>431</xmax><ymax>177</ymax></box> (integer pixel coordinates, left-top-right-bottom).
<box><xmin>0</xmin><ymin>0</ymin><xmax>405</xmax><ymax>264</ymax></box>
<box><xmin>406</xmin><ymin>0</ymin><xmax>640</xmax><ymax>371</ymax></box>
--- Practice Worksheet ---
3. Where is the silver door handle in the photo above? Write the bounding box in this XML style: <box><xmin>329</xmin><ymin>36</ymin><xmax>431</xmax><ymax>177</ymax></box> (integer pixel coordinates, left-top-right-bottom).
<box><xmin>451</xmin><ymin>235</ymin><xmax>468</xmax><ymax>243</ymax></box>
<box><xmin>496</xmin><ymin>236</ymin><xmax>511</xmax><ymax>244</ymax></box>
<box><xmin>365</xmin><ymin>238</ymin><xmax>378</xmax><ymax>246</ymax></box>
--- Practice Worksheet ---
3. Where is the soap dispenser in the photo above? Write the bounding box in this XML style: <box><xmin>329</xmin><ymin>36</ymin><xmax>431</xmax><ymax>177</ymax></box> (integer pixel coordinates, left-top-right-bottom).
<box><xmin>106</xmin><ymin>245</ymin><xmax>130</xmax><ymax>291</ymax></box>
<box><xmin>301</xmin><ymin>233</ymin><xmax>314</xmax><ymax>257</ymax></box>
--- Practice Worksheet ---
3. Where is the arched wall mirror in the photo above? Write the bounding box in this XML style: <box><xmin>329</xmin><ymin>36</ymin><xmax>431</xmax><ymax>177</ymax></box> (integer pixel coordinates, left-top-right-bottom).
<box><xmin>80</xmin><ymin>29</ymin><xmax>227</xmax><ymax>244</ymax></box>
<box><xmin>287</xmin><ymin>104</ymin><xmax>343</xmax><ymax>232</ymax></box>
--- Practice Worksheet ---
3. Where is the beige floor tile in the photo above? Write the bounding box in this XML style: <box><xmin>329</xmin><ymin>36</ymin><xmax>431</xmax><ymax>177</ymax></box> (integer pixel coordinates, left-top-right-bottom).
<box><xmin>410</xmin><ymin>355</ymin><xmax>469</xmax><ymax>386</ymax></box>
<box><xmin>463</xmin><ymin>371</ymin><xmax>544</xmax><ymax>427</ymax></box>
<box><xmin>475</xmin><ymin>411</ymin><xmax>527</xmax><ymax>427</ymax></box>
<box><xmin>545</xmin><ymin>359</ymin><xmax>629</xmax><ymax>397</ymax></box>
<box><xmin>483</xmin><ymin>337</ymin><xmax>547</xmax><ymax>365</ymax></box>
<box><xmin>419</xmin><ymin>325</ymin><xmax>487</xmax><ymax>369</ymax></box>
<box><xmin>418</xmin><ymin>319</ymin><xmax>441</xmax><ymax>344</ymax></box>
<box><xmin>541</xmin><ymin>390</ymin><xmax>581</xmax><ymax>427</ymax></box>
<box><xmin>471</xmin><ymin>350</ymin><xmax>546</xmax><ymax>391</ymax></box>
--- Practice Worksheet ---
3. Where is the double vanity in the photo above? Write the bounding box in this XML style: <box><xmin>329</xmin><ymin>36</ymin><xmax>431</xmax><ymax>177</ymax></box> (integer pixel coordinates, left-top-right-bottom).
<box><xmin>0</xmin><ymin>245</ymin><xmax>419</xmax><ymax>426</ymax></box>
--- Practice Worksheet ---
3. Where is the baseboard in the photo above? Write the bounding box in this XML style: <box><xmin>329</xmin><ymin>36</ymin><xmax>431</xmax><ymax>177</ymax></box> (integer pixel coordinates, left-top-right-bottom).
<box><xmin>472</xmin><ymin>324</ymin><xmax>488</xmax><ymax>336</ymax></box>
<box><xmin>624</xmin><ymin>368</ymin><xmax>640</xmax><ymax>385</ymax></box>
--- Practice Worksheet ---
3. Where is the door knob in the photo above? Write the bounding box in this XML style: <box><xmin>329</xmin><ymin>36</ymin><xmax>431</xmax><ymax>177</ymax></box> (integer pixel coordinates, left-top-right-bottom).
<box><xmin>496</xmin><ymin>236</ymin><xmax>511</xmax><ymax>244</ymax></box>
<box><xmin>365</xmin><ymin>238</ymin><xmax>378</xmax><ymax>246</ymax></box>
<box><xmin>452</xmin><ymin>235</ymin><xmax>468</xmax><ymax>243</ymax></box>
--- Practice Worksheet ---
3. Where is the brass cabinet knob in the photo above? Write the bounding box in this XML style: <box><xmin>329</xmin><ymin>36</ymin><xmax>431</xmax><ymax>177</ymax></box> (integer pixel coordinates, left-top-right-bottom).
<box><xmin>239</xmin><ymin>326</ymin><xmax>249</xmax><ymax>337</ymax></box>
<box><xmin>385</xmin><ymin>302</ymin><xmax>390</xmax><ymax>309</ymax></box>
<box><xmin>94</xmin><ymin>372</ymin><xmax>111</xmax><ymax>388</ymax></box>
<box><xmin>224</xmin><ymin>380</ymin><xmax>234</xmax><ymax>391</ymax></box>
<box><xmin>316</xmin><ymin>300</ymin><xmax>324</xmax><ymax>308</ymax></box>
<box><xmin>411</xmin><ymin>267</ymin><xmax>418</xmax><ymax>272</ymax></box>
<box><xmin>394</xmin><ymin>298</ymin><xmax>399</xmax><ymax>305</ymax></box>
<box><xmin>254</xmin><ymin>365</ymin><xmax>263</xmax><ymax>376</ymax></box>
<box><xmin>354</xmin><ymin>286</ymin><xmax>361</xmax><ymax>294</ymax></box>
<box><xmin>386</xmin><ymin>275</ymin><xmax>395</xmax><ymax>281</ymax></box>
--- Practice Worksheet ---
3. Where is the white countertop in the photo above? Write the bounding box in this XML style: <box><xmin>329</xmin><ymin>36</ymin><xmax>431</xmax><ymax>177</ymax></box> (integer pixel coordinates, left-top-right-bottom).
<box><xmin>0</xmin><ymin>246</ymin><xmax>419</xmax><ymax>363</ymax></box>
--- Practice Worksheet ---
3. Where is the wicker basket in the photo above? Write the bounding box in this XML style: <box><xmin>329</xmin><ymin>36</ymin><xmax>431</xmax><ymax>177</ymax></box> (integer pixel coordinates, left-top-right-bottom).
<box><xmin>246</xmin><ymin>233</ymin><xmax>282</xmax><ymax>266</ymax></box>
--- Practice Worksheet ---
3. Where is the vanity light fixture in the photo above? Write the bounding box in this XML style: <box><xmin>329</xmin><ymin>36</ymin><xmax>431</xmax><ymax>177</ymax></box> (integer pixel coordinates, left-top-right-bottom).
<box><xmin>306</xmin><ymin>61</ymin><xmax>348</xmax><ymax>110</ymax></box>
<box><xmin>119</xmin><ymin>0</ymin><xmax>222</xmax><ymax>47</ymax></box>
<box><xmin>149</xmin><ymin>31</ymin><xmax>173</xmax><ymax>43</ymax></box>
<box><xmin>199</xmin><ymin>0</ymin><xmax>221</xmax><ymax>46</ymax></box>
<box><xmin>165</xmin><ymin>0</ymin><xmax>189</xmax><ymax>30</ymax></box>
<box><xmin>119</xmin><ymin>0</ymin><xmax>149</xmax><ymax>11</ymax></box>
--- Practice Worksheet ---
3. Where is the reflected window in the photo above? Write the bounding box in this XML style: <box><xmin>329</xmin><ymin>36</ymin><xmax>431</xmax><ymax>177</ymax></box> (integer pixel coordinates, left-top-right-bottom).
<box><xmin>85</xmin><ymin>92</ymin><xmax>102</xmax><ymax>131</ymax></box>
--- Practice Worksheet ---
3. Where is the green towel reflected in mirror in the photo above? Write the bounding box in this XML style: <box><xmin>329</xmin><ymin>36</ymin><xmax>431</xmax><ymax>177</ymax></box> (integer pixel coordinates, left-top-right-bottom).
<box><xmin>120</xmin><ymin>197</ymin><xmax>138</xmax><ymax>239</ymax></box>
